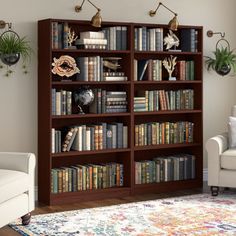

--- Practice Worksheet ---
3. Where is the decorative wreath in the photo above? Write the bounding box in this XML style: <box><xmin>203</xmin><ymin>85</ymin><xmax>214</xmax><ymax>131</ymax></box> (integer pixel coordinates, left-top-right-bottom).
<box><xmin>51</xmin><ymin>55</ymin><xmax>79</xmax><ymax>77</ymax></box>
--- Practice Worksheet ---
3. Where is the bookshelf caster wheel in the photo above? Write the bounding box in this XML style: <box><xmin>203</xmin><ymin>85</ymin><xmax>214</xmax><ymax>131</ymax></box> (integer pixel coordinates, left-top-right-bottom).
<box><xmin>21</xmin><ymin>213</ymin><xmax>31</xmax><ymax>225</ymax></box>
<box><xmin>211</xmin><ymin>186</ymin><xmax>219</xmax><ymax>196</ymax></box>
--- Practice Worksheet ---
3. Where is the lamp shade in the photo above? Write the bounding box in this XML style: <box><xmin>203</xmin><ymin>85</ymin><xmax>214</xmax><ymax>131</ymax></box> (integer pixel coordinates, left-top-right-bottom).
<box><xmin>91</xmin><ymin>10</ymin><xmax>102</xmax><ymax>28</ymax></box>
<box><xmin>168</xmin><ymin>15</ymin><xmax>179</xmax><ymax>31</ymax></box>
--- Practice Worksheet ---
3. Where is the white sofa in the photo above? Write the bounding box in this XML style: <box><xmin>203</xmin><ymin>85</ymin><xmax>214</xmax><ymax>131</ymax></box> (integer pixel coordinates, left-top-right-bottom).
<box><xmin>206</xmin><ymin>106</ymin><xmax>236</xmax><ymax>196</ymax></box>
<box><xmin>0</xmin><ymin>152</ymin><xmax>36</xmax><ymax>228</ymax></box>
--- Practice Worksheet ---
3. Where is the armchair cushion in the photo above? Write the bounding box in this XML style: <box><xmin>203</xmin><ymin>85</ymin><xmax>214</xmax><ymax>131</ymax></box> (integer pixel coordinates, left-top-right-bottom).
<box><xmin>221</xmin><ymin>149</ymin><xmax>236</xmax><ymax>170</ymax></box>
<box><xmin>0</xmin><ymin>169</ymin><xmax>29</xmax><ymax>204</ymax></box>
<box><xmin>228</xmin><ymin>116</ymin><xmax>236</xmax><ymax>148</ymax></box>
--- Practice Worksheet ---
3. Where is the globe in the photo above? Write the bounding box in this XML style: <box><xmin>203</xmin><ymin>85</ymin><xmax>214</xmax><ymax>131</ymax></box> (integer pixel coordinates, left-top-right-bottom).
<box><xmin>74</xmin><ymin>87</ymin><xmax>94</xmax><ymax>114</ymax></box>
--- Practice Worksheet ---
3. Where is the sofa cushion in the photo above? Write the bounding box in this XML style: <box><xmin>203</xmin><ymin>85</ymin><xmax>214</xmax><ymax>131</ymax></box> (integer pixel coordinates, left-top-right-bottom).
<box><xmin>221</xmin><ymin>149</ymin><xmax>236</xmax><ymax>170</ymax></box>
<box><xmin>0</xmin><ymin>169</ymin><xmax>29</xmax><ymax>204</ymax></box>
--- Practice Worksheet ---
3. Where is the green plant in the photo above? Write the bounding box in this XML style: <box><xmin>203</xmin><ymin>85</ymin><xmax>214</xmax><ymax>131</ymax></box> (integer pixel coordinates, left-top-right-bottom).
<box><xmin>205</xmin><ymin>46</ymin><xmax>236</xmax><ymax>76</ymax></box>
<box><xmin>0</xmin><ymin>31</ymin><xmax>32</xmax><ymax>76</ymax></box>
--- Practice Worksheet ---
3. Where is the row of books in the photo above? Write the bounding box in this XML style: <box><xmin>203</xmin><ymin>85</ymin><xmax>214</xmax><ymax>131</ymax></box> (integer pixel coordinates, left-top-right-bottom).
<box><xmin>52</xmin><ymin>122</ymin><xmax>128</xmax><ymax>153</ymax></box>
<box><xmin>134</xmin><ymin>59</ymin><xmax>162</xmax><ymax>81</ymax></box>
<box><xmin>90</xmin><ymin>90</ymin><xmax>127</xmax><ymax>114</ymax></box>
<box><xmin>134</xmin><ymin>89</ymin><xmax>194</xmax><ymax>112</ymax></box>
<box><xmin>52</xmin><ymin>89</ymin><xmax>72</xmax><ymax>116</ymax></box>
<box><xmin>135</xmin><ymin>121</ymin><xmax>194</xmax><ymax>146</ymax></box>
<box><xmin>51</xmin><ymin>22</ymin><xmax>69</xmax><ymax>49</ymax></box>
<box><xmin>134</xmin><ymin>59</ymin><xmax>195</xmax><ymax>81</ymax></box>
<box><xmin>102</xmin><ymin>26</ymin><xmax>127</xmax><ymax>50</ymax></box>
<box><xmin>51</xmin><ymin>162</ymin><xmax>124</xmax><ymax>193</ymax></box>
<box><xmin>134</xmin><ymin>27</ymin><xmax>198</xmax><ymax>52</ymax></box>
<box><xmin>174</xmin><ymin>60</ymin><xmax>195</xmax><ymax>81</ymax></box>
<box><xmin>135</xmin><ymin>154</ymin><xmax>195</xmax><ymax>184</ymax></box>
<box><xmin>76</xmin><ymin>56</ymin><xmax>127</xmax><ymax>82</ymax></box>
<box><xmin>134</xmin><ymin>27</ymin><xmax>164</xmax><ymax>51</ymax></box>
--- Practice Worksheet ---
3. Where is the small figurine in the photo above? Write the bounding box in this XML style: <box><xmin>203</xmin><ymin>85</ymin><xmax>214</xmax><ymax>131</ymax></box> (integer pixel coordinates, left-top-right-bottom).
<box><xmin>52</xmin><ymin>55</ymin><xmax>80</xmax><ymax>77</ymax></box>
<box><xmin>164</xmin><ymin>30</ymin><xmax>180</xmax><ymax>50</ymax></box>
<box><xmin>163</xmin><ymin>55</ymin><xmax>177</xmax><ymax>80</ymax></box>
<box><xmin>68</xmin><ymin>28</ymin><xmax>78</xmax><ymax>48</ymax></box>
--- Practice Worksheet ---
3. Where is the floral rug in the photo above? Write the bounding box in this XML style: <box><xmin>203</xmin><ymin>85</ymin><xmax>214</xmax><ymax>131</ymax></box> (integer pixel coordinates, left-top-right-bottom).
<box><xmin>9</xmin><ymin>193</ymin><xmax>236</xmax><ymax>236</ymax></box>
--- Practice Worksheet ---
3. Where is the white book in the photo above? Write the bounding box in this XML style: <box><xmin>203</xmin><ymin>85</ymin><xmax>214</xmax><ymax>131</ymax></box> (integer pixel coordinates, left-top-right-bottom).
<box><xmin>71</xmin><ymin>126</ymin><xmax>83</xmax><ymax>151</ymax></box>
<box><xmin>134</xmin><ymin>59</ymin><xmax>137</xmax><ymax>81</ymax></box>
<box><xmin>80</xmin><ymin>31</ymin><xmax>105</xmax><ymax>39</ymax></box>
<box><xmin>86</xmin><ymin>128</ymin><xmax>91</xmax><ymax>151</ymax></box>
<box><xmin>56</xmin><ymin>92</ymin><xmax>61</xmax><ymax>115</ymax></box>
<box><xmin>51</xmin><ymin>128</ymin><xmax>55</xmax><ymax>153</ymax></box>
<box><xmin>76</xmin><ymin>38</ymin><xmax>107</xmax><ymax>45</ymax></box>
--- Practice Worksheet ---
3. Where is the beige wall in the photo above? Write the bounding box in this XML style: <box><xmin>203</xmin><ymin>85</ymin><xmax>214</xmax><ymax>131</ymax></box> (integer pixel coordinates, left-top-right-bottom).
<box><xmin>0</xmin><ymin>0</ymin><xmax>236</xmax><ymax>170</ymax></box>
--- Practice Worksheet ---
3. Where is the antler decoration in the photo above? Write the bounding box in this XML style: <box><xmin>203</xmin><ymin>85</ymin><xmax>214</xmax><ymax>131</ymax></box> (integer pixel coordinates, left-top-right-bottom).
<box><xmin>163</xmin><ymin>55</ymin><xmax>177</xmax><ymax>79</ymax></box>
<box><xmin>68</xmin><ymin>28</ymin><xmax>78</xmax><ymax>47</ymax></box>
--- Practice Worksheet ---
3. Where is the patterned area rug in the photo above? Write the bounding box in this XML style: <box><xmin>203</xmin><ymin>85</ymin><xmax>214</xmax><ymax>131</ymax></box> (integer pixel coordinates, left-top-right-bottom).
<box><xmin>10</xmin><ymin>193</ymin><xmax>236</xmax><ymax>236</ymax></box>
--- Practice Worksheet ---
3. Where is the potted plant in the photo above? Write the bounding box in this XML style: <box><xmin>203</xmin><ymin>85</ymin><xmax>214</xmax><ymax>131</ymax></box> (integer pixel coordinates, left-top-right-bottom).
<box><xmin>205</xmin><ymin>46</ymin><xmax>236</xmax><ymax>76</ymax></box>
<box><xmin>0</xmin><ymin>30</ymin><xmax>32</xmax><ymax>76</ymax></box>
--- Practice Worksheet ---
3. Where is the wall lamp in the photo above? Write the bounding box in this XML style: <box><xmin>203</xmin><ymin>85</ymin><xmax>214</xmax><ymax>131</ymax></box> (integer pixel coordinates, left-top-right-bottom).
<box><xmin>0</xmin><ymin>20</ymin><xmax>12</xmax><ymax>29</ymax></box>
<box><xmin>75</xmin><ymin>0</ymin><xmax>102</xmax><ymax>28</ymax></box>
<box><xmin>149</xmin><ymin>2</ymin><xmax>179</xmax><ymax>31</ymax></box>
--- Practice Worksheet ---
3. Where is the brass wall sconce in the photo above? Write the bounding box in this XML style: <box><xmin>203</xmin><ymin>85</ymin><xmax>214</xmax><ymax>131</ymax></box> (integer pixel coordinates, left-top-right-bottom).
<box><xmin>0</xmin><ymin>20</ymin><xmax>12</xmax><ymax>30</ymax></box>
<box><xmin>75</xmin><ymin>0</ymin><xmax>102</xmax><ymax>28</ymax></box>
<box><xmin>149</xmin><ymin>2</ymin><xmax>179</xmax><ymax>31</ymax></box>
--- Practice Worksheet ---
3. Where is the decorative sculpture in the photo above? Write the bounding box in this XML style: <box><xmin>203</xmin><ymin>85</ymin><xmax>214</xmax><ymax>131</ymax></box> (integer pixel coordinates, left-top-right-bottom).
<box><xmin>163</xmin><ymin>55</ymin><xmax>177</xmax><ymax>80</ymax></box>
<box><xmin>164</xmin><ymin>30</ymin><xmax>180</xmax><ymax>50</ymax></box>
<box><xmin>74</xmin><ymin>87</ymin><xmax>94</xmax><ymax>114</ymax></box>
<box><xmin>68</xmin><ymin>28</ymin><xmax>78</xmax><ymax>48</ymax></box>
<box><xmin>51</xmin><ymin>55</ymin><xmax>79</xmax><ymax>77</ymax></box>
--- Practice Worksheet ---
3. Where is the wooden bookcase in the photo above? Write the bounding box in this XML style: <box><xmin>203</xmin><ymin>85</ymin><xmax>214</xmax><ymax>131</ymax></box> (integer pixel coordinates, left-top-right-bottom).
<box><xmin>38</xmin><ymin>19</ymin><xmax>203</xmax><ymax>205</ymax></box>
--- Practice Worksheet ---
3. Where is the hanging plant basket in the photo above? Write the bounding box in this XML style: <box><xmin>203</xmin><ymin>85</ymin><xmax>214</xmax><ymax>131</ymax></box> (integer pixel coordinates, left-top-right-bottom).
<box><xmin>1</xmin><ymin>52</ymin><xmax>20</xmax><ymax>66</ymax></box>
<box><xmin>205</xmin><ymin>38</ymin><xmax>236</xmax><ymax>76</ymax></box>
<box><xmin>0</xmin><ymin>29</ymin><xmax>32</xmax><ymax>67</ymax></box>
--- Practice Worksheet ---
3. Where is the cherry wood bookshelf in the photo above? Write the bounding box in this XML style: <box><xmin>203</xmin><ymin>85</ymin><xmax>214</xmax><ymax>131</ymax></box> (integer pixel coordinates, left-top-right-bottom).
<box><xmin>38</xmin><ymin>18</ymin><xmax>203</xmax><ymax>205</ymax></box>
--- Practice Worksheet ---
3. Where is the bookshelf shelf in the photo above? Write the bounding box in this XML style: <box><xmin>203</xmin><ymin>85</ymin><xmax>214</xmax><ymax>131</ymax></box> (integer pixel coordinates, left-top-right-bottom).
<box><xmin>134</xmin><ymin>51</ymin><xmax>202</xmax><ymax>56</ymax></box>
<box><xmin>52</xmin><ymin>113</ymin><xmax>131</xmax><ymax>119</ymax></box>
<box><xmin>133</xmin><ymin>143</ymin><xmax>201</xmax><ymax>151</ymax></box>
<box><xmin>52</xmin><ymin>81</ymin><xmax>131</xmax><ymax>85</ymax></box>
<box><xmin>52</xmin><ymin>148</ymin><xmax>131</xmax><ymax>157</ymax></box>
<box><xmin>133</xmin><ymin>81</ymin><xmax>202</xmax><ymax>84</ymax></box>
<box><xmin>134</xmin><ymin>110</ymin><xmax>202</xmax><ymax>116</ymax></box>
<box><xmin>38</xmin><ymin>18</ymin><xmax>203</xmax><ymax>205</ymax></box>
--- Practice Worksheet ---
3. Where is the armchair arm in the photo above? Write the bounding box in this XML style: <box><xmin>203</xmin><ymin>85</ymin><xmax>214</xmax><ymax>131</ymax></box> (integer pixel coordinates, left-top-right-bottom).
<box><xmin>206</xmin><ymin>132</ymin><xmax>228</xmax><ymax>186</ymax></box>
<box><xmin>0</xmin><ymin>152</ymin><xmax>36</xmax><ymax>174</ymax></box>
<box><xmin>0</xmin><ymin>152</ymin><xmax>36</xmax><ymax>211</ymax></box>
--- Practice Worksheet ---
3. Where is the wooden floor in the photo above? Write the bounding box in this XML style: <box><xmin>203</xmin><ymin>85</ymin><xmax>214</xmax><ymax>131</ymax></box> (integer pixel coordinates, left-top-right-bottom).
<box><xmin>0</xmin><ymin>185</ymin><xmax>211</xmax><ymax>236</ymax></box>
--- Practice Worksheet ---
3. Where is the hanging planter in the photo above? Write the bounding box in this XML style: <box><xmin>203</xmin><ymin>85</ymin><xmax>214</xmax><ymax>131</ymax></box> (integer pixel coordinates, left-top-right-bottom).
<box><xmin>205</xmin><ymin>37</ymin><xmax>236</xmax><ymax>76</ymax></box>
<box><xmin>0</xmin><ymin>26</ymin><xmax>32</xmax><ymax>76</ymax></box>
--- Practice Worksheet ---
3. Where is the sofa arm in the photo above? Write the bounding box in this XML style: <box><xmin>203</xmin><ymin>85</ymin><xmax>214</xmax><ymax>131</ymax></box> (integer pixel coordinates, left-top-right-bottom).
<box><xmin>206</xmin><ymin>133</ymin><xmax>228</xmax><ymax>186</ymax></box>
<box><xmin>0</xmin><ymin>152</ymin><xmax>36</xmax><ymax>174</ymax></box>
<box><xmin>0</xmin><ymin>152</ymin><xmax>36</xmax><ymax>212</ymax></box>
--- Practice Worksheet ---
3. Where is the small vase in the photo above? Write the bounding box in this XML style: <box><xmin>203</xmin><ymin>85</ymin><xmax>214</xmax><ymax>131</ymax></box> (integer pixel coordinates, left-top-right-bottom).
<box><xmin>1</xmin><ymin>53</ymin><xmax>20</xmax><ymax>66</ymax></box>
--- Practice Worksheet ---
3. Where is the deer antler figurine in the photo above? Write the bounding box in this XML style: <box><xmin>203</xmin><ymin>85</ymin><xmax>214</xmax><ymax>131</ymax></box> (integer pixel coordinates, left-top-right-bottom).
<box><xmin>68</xmin><ymin>28</ymin><xmax>78</xmax><ymax>48</ymax></box>
<box><xmin>162</xmin><ymin>55</ymin><xmax>177</xmax><ymax>80</ymax></box>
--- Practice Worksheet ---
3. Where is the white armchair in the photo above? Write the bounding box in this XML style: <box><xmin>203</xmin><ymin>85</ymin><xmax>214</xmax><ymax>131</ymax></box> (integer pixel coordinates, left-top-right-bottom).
<box><xmin>206</xmin><ymin>106</ymin><xmax>236</xmax><ymax>196</ymax></box>
<box><xmin>0</xmin><ymin>152</ymin><xmax>36</xmax><ymax>228</ymax></box>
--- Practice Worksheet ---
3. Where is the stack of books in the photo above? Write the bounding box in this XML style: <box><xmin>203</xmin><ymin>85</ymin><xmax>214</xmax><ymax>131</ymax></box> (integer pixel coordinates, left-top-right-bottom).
<box><xmin>134</xmin><ymin>97</ymin><xmax>146</xmax><ymax>112</ymax></box>
<box><xmin>90</xmin><ymin>90</ymin><xmax>127</xmax><ymax>114</ymax></box>
<box><xmin>76</xmin><ymin>31</ymin><xmax>107</xmax><ymax>50</ymax></box>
